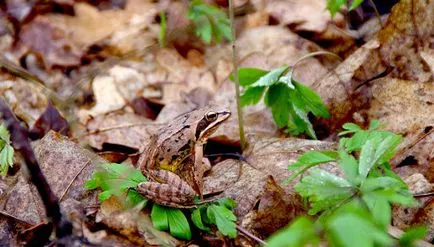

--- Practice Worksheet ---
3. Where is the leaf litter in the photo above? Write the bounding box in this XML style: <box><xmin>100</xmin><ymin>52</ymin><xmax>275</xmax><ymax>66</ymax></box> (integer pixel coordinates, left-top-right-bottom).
<box><xmin>0</xmin><ymin>0</ymin><xmax>433</xmax><ymax>245</ymax></box>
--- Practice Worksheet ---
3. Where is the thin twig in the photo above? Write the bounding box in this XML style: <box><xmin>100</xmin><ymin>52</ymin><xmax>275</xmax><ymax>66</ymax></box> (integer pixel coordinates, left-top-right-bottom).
<box><xmin>236</xmin><ymin>225</ymin><xmax>267</xmax><ymax>245</ymax></box>
<box><xmin>0</xmin><ymin>98</ymin><xmax>72</xmax><ymax>238</ymax></box>
<box><xmin>228</xmin><ymin>0</ymin><xmax>246</xmax><ymax>150</ymax></box>
<box><xmin>59</xmin><ymin>160</ymin><xmax>91</xmax><ymax>202</ymax></box>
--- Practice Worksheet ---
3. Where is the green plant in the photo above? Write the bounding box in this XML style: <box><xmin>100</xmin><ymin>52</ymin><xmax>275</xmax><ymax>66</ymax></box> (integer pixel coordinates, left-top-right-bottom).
<box><xmin>85</xmin><ymin>163</ymin><xmax>237</xmax><ymax>240</ymax></box>
<box><xmin>158</xmin><ymin>10</ymin><xmax>167</xmax><ymax>47</ymax></box>
<box><xmin>0</xmin><ymin>124</ymin><xmax>14</xmax><ymax>177</ymax></box>
<box><xmin>327</xmin><ymin>0</ymin><xmax>364</xmax><ymax>16</ymax></box>
<box><xmin>188</xmin><ymin>0</ymin><xmax>232</xmax><ymax>44</ymax></box>
<box><xmin>267</xmin><ymin>120</ymin><xmax>426</xmax><ymax>247</ymax></box>
<box><xmin>231</xmin><ymin>66</ymin><xmax>330</xmax><ymax>139</ymax></box>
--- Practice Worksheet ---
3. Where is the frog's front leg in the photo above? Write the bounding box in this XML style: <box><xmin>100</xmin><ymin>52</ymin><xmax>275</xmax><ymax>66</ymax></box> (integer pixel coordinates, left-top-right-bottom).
<box><xmin>137</xmin><ymin>170</ymin><xmax>196</xmax><ymax>208</ymax></box>
<box><xmin>193</xmin><ymin>142</ymin><xmax>208</xmax><ymax>198</ymax></box>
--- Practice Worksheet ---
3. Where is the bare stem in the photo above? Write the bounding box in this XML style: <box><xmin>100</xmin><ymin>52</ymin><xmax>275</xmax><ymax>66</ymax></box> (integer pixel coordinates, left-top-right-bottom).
<box><xmin>228</xmin><ymin>0</ymin><xmax>246</xmax><ymax>150</ymax></box>
<box><xmin>368</xmin><ymin>0</ymin><xmax>382</xmax><ymax>27</ymax></box>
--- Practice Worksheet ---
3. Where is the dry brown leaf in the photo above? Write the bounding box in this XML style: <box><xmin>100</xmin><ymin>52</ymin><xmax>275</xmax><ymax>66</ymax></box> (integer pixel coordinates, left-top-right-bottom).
<box><xmin>19</xmin><ymin>15</ymin><xmax>83</xmax><ymax>68</ymax></box>
<box><xmin>85</xmin><ymin>111</ymin><xmax>156</xmax><ymax>151</ymax></box>
<box><xmin>33</xmin><ymin>131</ymin><xmax>102</xmax><ymax>205</ymax></box>
<box><xmin>204</xmin><ymin>134</ymin><xmax>336</xmax><ymax>217</ymax></box>
<box><xmin>0</xmin><ymin>76</ymin><xmax>48</xmax><ymax>127</ymax></box>
<box><xmin>266</xmin><ymin>0</ymin><xmax>332</xmax><ymax>33</ymax></box>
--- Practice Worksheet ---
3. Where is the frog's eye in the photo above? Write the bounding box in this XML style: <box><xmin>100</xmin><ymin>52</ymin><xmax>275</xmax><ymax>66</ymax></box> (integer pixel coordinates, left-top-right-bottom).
<box><xmin>205</xmin><ymin>111</ymin><xmax>218</xmax><ymax>122</ymax></box>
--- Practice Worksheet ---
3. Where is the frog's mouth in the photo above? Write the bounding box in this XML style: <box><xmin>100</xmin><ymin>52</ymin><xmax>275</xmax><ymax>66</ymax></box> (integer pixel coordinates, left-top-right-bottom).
<box><xmin>197</xmin><ymin>111</ymin><xmax>231</xmax><ymax>140</ymax></box>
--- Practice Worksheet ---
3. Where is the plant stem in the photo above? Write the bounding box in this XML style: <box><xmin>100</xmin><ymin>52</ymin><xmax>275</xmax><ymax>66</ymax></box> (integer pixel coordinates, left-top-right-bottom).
<box><xmin>368</xmin><ymin>0</ymin><xmax>382</xmax><ymax>27</ymax></box>
<box><xmin>228</xmin><ymin>0</ymin><xmax>246</xmax><ymax>150</ymax></box>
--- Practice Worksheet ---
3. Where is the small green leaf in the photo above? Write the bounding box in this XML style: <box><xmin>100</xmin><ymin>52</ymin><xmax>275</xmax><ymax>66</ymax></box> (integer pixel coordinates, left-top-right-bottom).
<box><xmin>194</xmin><ymin>16</ymin><xmax>212</xmax><ymax>44</ymax></box>
<box><xmin>399</xmin><ymin>226</ymin><xmax>427</xmax><ymax>247</ymax></box>
<box><xmin>230</xmin><ymin>68</ymin><xmax>269</xmax><ymax>86</ymax></box>
<box><xmin>264</xmin><ymin>83</ymin><xmax>291</xmax><ymax>128</ymax></box>
<box><xmin>250</xmin><ymin>66</ymin><xmax>289</xmax><ymax>87</ymax></box>
<box><xmin>292</xmin><ymin>80</ymin><xmax>330</xmax><ymax>118</ymax></box>
<box><xmin>362</xmin><ymin>194</ymin><xmax>391</xmax><ymax>228</ymax></box>
<box><xmin>167</xmin><ymin>207</ymin><xmax>192</xmax><ymax>240</ymax></box>
<box><xmin>368</xmin><ymin>119</ymin><xmax>381</xmax><ymax>130</ymax></box>
<box><xmin>0</xmin><ymin>124</ymin><xmax>10</xmax><ymax>142</ymax></box>
<box><xmin>267</xmin><ymin>217</ymin><xmax>319</xmax><ymax>247</ymax></box>
<box><xmin>289</xmin><ymin>150</ymin><xmax>338</xmax><ymax>171</ymax></box>
<box><xmin>350</xmin><ymin>0</ymin><xmax>364</xmax><ymax>10</ymax></box>
<box><xmin>342</xmin><ymin>123</ymin><xmax>362</xmax><ymax>132</ymax></box>
<box><xmin>295</xmin><ymin>169</ymin><xmax>354</xmax><ymax>215</ymax></box>
<box><xmin>338</xmin><ymin>150</ymin><xmax>359</xmax><ymax>185</ymax></box>
<box><xmin>159</xmin><ymin>11</ymin><xmax>166</xmax><ymax>47</ymax></box>
<box><xmin>207</xmin><ymin>204</ymin><xmax>237</xmax><ymax>238</ymax></box>
<box><xmin>126</xmin><ymin>190</ymin><xmax>147</xmax><ymax>207</ymax></box>
<box><xmin>326</xmin><ymin>201</ymin><xmax>394</xmax><ymax>247</ymax></box>
<box><xmin>151</xmin><ymin>204</ymin><xmax>169</xmax><ymax>231</ymax></box>
<box><xmin>327</xmin><ymin>0</ymin><xmax>346</xmax><ymax>17</ymax></box>
<box><xmin>358</xmin><ymin>139</ymin><xmax>376</xmax><ymax>179</ymax></box>
<box><xmin>98</xmin><ymin>190</ymin><xmax>112</xmax><ymax>202</ymax></box>
<box><xmin>240</xmin><ymin>86</ymin><xmax>266</xmax><ymax>106</ymax></box>
<box><xmin>191</xmin><ymin>208</ymin><xmax>211</xmax><ymax>232</ymax></box>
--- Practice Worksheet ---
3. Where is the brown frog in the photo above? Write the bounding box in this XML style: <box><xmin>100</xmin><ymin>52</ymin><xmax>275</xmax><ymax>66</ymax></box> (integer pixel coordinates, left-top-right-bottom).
<box><xmin>136</xmin><ymin>107</ymin><xmax>231</xmax><ymax>208</ymax></box>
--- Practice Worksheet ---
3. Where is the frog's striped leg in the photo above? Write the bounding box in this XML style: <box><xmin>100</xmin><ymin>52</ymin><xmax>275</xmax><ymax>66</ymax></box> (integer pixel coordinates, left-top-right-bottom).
<box><xmin>137</xmin><ymin>170</ymin><xmax>196</xmax><ymax>208</ymax></box>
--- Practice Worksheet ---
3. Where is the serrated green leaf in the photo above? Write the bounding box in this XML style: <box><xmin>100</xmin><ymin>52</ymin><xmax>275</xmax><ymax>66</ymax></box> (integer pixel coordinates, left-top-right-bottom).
<box><xmin>240</xmin><ymin>86</ymin><xmax>266</xmax><ymax>106</ymax></box>
<box><xmin>327</xmin><ymin>211</ymin><xmax>393</xmax><ymax>247</ymax></box>
<box><xmin>362</xmin><ymin>194</ymin><xmax>391</xmax><ymax>228</ymax></box>
<box><xmin>292</xmin><ymin>104</ymin><xmax>316</xmax><ymax>139</ymax></box>
<box><xmin>98</xmin><ymin>190</ymin><xmax>112</xmax><ymax>202</ymax></box>
<box><xmin>342</xmin><ymin>123</ymin><xmax>362</xmax><ymax>131</ymax></box>
<box><xmin>188</xmin><ymin>0</ymin><xmax>230</xmax><ymax>44</ymax></box>
<box><xmin>207</xmin><ymin>204</ymin><xmax>237</xmax><ymax>238</ymax></box>
<box><xmin>286</xmin><ymin>150</ymin><xmax>338</xmax><ymax>183</ymax></box>
<box><xmin>267</xmin><ymin>217</ymin><xmax>319</xmax><ymax>247</ymax></box>
<box><xmin>250</xmin><ymin>66</ymin><xmax>289</xmax><ymax>87</ymax></box>
<box><xmin>167</xmin><ymin>207</ymin><xmax>192</xmax><ymax>240</ymax></box>
<box><xmin>344</xmin><ymin>130</ymin><xmax>369</xmax><ymax>152</ymax></box>
<box><xmin>151</xmin><ymin>204</ymin><xmax>169</xmax><ymax>231</ymax></box>
<box><xmin>361</xmin><ymin>177</ymin><xmax>406</xmax><ymax>193</ymax></box>
<box><xmin>194</xmin><ymin>16</ymin><xmax>212</xmax><ymax>44</ymax></box>
<box><xmin>292</xmin><ymin>80</ymin><xmax>330</xmax><ymax>118</ymax></box>
<box><xmin>295</xmin><ymin>169</ymin><xmax>354</xmax><ymax>215</ymax></box>
<box><xmin>126</xmin><ymin>189</ymin><xmax>147</xmax><ymax>207</ymax></box>
<box><xmin>399</xmin><ymin>226</ymin><xmax>427</xmax><ymax>247</ymax></box>
<box><xmin>289</xmin><ymin>150</ymin><xmax>338</xmax><ymax>171</ymax></box>
<box><xmin>350</xmin><ymin>0</ymin><xmax>364</xmax><ymax>10</ymax></box>
<box><xmin>0</xmin><ymin>145</ymin><xmax>13</xmax><ymax>177</ymax></box>
<box><xmin>358</xmin><ymin>139</ymin><xmax>376</xmax><ymax>179</ymax></box>
<box><xmin>338</xmin><ymin>150</ymin><xmax>359</xmax><ymax>185</ymax></box>
<box><xmin>230</xmin><ymin>68</ymin><xmax>269</xmax><ymax>86</ymax></box>
<box><xmin>191</xmin><ymin>208</ymin><xmax>211</xmax><ymax>232</ymax></box>
<box><xmin>327</xmin><ymin>0</ymin><xmax>346</xmax><ymax>17</ymax></box>
<box><xmin>265</xmin><ymin>83</ymin><xmax>291</xmax><ymax>128</ymax></box>
<box><xmin>368</xmin><ymin>119</ymin><xmax>381</xmax><ymax>130</ymax></box>
<box><xmin>0</xmin><ymin>124</ymin><xmax>10</xmax><ymax>142</ymax></box>
<box><xmin>217</xmin><ymin>198</ymin><xmax>237</xmax><ymax>210</ymax></box>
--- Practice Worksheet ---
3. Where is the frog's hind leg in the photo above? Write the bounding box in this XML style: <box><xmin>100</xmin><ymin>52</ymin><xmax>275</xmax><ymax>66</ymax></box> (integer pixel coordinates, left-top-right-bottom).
<box><xmin>137</xmin><ymin>170</ymin><xmax>196</xmax><ymax>206</ymax></box>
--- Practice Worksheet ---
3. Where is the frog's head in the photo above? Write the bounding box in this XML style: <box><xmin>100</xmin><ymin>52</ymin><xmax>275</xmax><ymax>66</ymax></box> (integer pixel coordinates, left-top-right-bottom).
<box><xmin>195</xmin><ymin>110</ymin><xmax>231</xmax><ymax>141</ymax></box>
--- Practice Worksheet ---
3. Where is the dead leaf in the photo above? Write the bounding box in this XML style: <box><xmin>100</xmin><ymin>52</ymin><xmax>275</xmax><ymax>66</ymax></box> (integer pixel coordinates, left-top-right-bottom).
<box><xmin>19</xmin><ymin>15</ymin><xmax>83</xmax><ymax>68</ymax></box>
<box><xmin>85</xmin><ymin>111</ymin><xmax>156</xmax><ymax>151</ymax></box>
<box><xmin>29</xmin><ymin>103</ymin><xmax>70</xmax><ymax>139</ymax></box>
<box><xmin>34</xmin><ymin>131</ymin><xmax>103</xmax><ymax>204</ymax></box>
